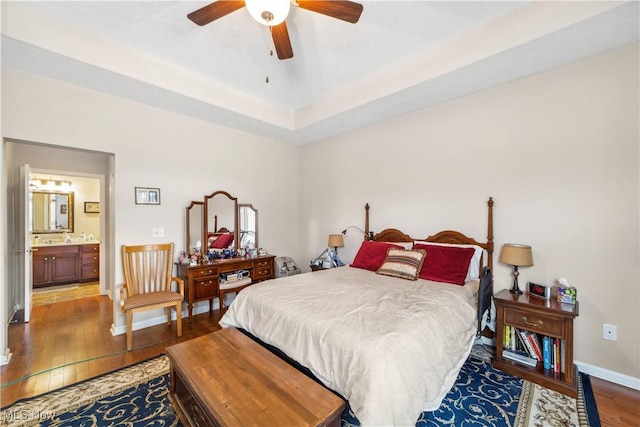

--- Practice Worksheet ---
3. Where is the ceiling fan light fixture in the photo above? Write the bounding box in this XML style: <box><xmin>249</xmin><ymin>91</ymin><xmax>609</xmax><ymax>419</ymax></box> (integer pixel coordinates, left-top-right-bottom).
<box><xmin>245</xmin><ymin>0</ymin><xmax>290</xmax><ymax>26</ymax></box>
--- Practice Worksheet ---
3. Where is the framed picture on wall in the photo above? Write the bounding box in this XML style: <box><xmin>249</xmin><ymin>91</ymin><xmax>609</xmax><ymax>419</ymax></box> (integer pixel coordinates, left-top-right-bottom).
<box><xmin>84</xmin><ymin>202</ymin><xmax>100</xmax><ymax>213</ymax></box>
<box><xmin>60</xmin><ymin>204</ymin><xmax>68</xmax><ymax>214</ymax></box>
<box><xmin>135</xmin><ymin>187</ymin><xmax>161</xmax><ymax>205</ymax></box>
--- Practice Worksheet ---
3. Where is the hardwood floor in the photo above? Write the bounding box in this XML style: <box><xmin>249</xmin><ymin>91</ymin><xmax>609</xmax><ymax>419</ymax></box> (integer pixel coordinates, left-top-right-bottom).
<box><xmin>1</xmin><ymin>295</ymin><xmax>639</xmax><ymax>427</ymax></box>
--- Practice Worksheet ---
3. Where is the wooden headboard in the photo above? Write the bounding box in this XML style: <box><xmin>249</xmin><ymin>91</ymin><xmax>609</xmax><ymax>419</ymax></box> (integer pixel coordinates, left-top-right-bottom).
<box><xmin>363</xmin><ymin>198</ymin><xmax>495</xmax><ymax>270</ymax></box>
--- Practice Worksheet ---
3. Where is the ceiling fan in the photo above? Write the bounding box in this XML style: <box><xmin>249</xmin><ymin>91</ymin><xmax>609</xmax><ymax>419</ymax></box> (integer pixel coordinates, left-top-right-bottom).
<box><xmin>187</xmin><ymin>0</ymin><xmax>364</xmax><ymax>60</ymax></box>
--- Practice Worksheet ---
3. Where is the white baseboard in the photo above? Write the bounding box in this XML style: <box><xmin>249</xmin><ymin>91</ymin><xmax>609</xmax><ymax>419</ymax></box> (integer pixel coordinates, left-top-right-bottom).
<box><xmin>576</xmin><ymin>360</ymin><xmax>640</xmax><ymax>390</ymax></box>
<box><xmin>0</xmin><ymin>348</ymin><xmax>12</xmax><ymax>366</ymax></box>
<box><xmin>110</xmin><ymin>300</ymin><xmax>219</xmax><ymax>336</ymax></box>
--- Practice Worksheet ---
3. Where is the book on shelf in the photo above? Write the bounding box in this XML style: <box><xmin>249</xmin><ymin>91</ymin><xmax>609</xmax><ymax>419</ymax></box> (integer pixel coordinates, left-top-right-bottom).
<box><xmin>518</xmin><ymin>330</ymin><xmax>539</xmax><ymax>360</ymax></box>
<box><xmin>542</xmin><ymin>335</ymin><xmax>551</xmax><ymax>370</ymax></box>
<box><xmin>502</xmin><ymin>349</ymin><xmax>538</xmax><ymax>367</ymax></box>
<box><xmin>555</xmin><ymin>337</ymin><xmax>561</xmax><ymax>373</ymax></box>
<box><xmin>527</xmin><ymin>332</ymin><xmax>543</xmax><ymax>361</ymax></box>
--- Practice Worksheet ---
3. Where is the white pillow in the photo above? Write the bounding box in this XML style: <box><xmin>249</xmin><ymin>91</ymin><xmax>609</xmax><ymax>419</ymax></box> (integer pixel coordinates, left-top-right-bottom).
<box><xmin>413</xmin><ymin>241</ymin><xmax>484</xmax><ymax>281</ymax></box>
<box><xmin>381</xmin><ymin>241</ymin><xmax>413</xmax><ymax>250</ymax></box>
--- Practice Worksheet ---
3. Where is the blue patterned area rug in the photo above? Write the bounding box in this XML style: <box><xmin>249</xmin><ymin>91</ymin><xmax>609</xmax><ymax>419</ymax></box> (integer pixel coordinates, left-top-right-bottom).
<box><xmin>1</xmin><ymin>351</ymin><xmax>600</xmax><ymax>426</ymax></box>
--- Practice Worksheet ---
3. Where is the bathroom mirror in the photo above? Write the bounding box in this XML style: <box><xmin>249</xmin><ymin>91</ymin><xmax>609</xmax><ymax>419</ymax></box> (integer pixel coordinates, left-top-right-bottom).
<box><xmin>204</xmin><ymin>191</ymin><xmax>238</xmax><ymax>250</ymax></box>
<box><xmin>186</xmin><ymin>201</ymin><xmax>204</xmax><ymax>254</ymax></box>
<box><xmin>31</xmin><ymin>191</ymin><xmax>74</xmax><ymax>233</ymax></box>
<box><xmin>239</xmin><ymin>204</ymin><xmax>258</xmax><ymax>249</ymax></box>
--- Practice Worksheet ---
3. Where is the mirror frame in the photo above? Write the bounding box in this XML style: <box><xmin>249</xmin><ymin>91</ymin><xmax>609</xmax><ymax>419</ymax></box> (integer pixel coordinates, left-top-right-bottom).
<box><xmin>185</xmin><ymin>200</ymin><xmax>204</xmax><ymax>254</ymax></box>
<box><xmin>31</xmin><ymin>190</ymin><xmax>74</xmax><ymax>234</ymax></box>
<box><xmin>238</xmin><ymin>203</ymin><xmax>258</xmax><ymax>249</ymax></box>
<box><xmin>204</xmin><ymin>190</ymin><xmax>238</xmax><ymax>250</ymax></box>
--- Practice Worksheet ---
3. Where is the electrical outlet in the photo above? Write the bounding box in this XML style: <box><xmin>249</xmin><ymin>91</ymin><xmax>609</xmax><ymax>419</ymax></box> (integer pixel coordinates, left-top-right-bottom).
<box><xmin>602</xmin><ymin>324</ymin><xmax>618</xmax><ymax>341</ymax></box>
<box><xmin>152</xmin><ymin>227</ymin><xmax>164</xmax><ymax>238</ymax></box>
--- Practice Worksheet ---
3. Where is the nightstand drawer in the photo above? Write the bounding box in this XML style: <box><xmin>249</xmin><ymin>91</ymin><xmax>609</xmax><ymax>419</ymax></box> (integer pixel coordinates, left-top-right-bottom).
<box><xmin>504</xmin><ymin>307</ymin><xmax>564</xmax><ymax>337</ymax></box>
<box><xmin>194</xmin><ymin>277</ymin><xmax>218</xmax><ymax>300</ymax></box>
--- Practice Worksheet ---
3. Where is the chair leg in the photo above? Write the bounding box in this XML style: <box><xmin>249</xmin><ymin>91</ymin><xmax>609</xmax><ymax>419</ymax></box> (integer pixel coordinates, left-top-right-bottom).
<box><xmin>166</xmin><ymin>307</ymin><xmax>172</xmax><ymax>326</ymax></box>
<box><xmin>176</xmin><ymin>302</ymin><xmax>182</xmax><ymax>338</ymax></box>
<box><xmin>126</xmin><ymin>310</ymin><xmax>133</xmax><ymax>351</ymax></box>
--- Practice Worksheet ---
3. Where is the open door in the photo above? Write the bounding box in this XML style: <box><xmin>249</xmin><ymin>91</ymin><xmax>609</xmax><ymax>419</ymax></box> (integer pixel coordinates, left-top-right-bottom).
<box><xmin>19</xmin><ymin>165</ymin><xmax>32</xmax><ymax>322</ymax></box>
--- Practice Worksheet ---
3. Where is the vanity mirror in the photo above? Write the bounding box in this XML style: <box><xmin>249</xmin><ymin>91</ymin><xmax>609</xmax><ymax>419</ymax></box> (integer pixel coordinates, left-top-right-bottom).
<box><xmin>239</xmin><ymin>204</ymin><xmax>258</xmax><ymax>249</ymax></box>
<box><xmin>186</xmin><ymin>201</ymin><xmax>204</xmax><ymax>254</ymax></box>
<box><xmin>31</xmin><ymin>191</ymin><xmax>74</xmax><ymax>233</ymax></box>
<box><xmin>204</xmin><ymin>191</ymin><xmax>238</xmax><ymax>251</ymax></box>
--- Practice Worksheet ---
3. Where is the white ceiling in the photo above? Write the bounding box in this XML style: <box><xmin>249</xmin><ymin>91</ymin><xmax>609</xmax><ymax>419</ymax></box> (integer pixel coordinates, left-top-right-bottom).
<box><xmin>2</xmin><ymin>1</ymin><xmax>638</xmax><ymax>145</ymax></box>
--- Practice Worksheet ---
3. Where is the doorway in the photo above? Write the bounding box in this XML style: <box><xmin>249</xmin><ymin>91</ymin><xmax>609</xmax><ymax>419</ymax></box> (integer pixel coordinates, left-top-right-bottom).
<box><xmin>3</xmin><ymin>139</ymin><xmax>114</xmax><ymax>353</ymax></box>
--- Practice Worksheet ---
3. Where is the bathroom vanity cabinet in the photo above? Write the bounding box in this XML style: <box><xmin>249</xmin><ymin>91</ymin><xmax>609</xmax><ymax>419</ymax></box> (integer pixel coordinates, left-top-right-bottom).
<box><xmin>32</xmin><ymin>243</ymin><xmax>99</xmax><ymax>288</ymax></box>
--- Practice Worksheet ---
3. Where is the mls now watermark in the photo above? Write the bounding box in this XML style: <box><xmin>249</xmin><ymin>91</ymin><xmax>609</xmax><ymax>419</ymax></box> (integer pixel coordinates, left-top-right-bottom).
<box><xmin>1</xmin><ymin>408</ymin><xmax>57</xmax><ymax>423</ymax></box>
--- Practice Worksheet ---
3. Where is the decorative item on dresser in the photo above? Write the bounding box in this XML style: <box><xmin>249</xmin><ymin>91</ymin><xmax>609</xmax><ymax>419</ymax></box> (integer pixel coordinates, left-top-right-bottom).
<box><xmin>492</xmin><ymin>289</ymin><xmax>580</xmax><ymax>397</ymax></box>
<box><xmin>179</xmin><ymin>190</ymin><xmax>274</xmax><ymax>325</ymax></box>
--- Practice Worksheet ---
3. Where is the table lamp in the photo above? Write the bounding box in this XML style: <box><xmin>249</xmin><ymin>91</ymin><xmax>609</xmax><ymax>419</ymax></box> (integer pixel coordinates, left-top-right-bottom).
<box><xmin>499</xmin><ymin>243</ymin><xmax>533</xmax><ymax>295</ymax></box>
<box><xmin>328</xmin><ymin>234</ymin><xmax>344</xmax><ymax>256</ymax></box>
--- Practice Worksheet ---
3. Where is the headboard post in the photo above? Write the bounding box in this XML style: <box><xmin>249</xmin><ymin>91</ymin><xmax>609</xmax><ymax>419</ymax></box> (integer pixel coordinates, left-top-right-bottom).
<box><xmin>364</xmin><ymin>203</ymin><xmax>370</xmax><ymax>240</ymax></box>
<box><xmin>487</xmin><ymin>197</ymin><xmax>494</xmax><ymax>271</ymax></box>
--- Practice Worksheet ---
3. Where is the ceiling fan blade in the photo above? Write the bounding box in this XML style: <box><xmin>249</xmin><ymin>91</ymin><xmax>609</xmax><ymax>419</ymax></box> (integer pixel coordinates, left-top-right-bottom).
<box><xmin>271</xmin><ymin>22</ymin><xmax>294</xmax><ymax>60</ymax></box>
<box><xmin>187</xmin><ymin>1</ymin><xmax>245</xmax><ymax>26</ymax></box>
<box><xmin>296</xmin><ymin>0</ymin><xmax>363</xmax><ymax>24</ymax></box>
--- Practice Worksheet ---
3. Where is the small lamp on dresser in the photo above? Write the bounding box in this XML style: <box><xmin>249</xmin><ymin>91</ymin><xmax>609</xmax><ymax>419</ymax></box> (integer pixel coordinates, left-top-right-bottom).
<box><xmin>499</xmin><ymin>243</ymin><xmax>533</xmax><ymax>295</ymax></box>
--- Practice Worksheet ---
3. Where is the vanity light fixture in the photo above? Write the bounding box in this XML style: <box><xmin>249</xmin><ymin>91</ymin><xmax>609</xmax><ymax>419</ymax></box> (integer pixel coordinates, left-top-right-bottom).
<box><xmin>30</xmin><ymin>177</ymin><xmax>73</xmax><ymax>191</ymax></box>
<box><xmin>245</xmin><ymin>0</ymin><xmax>290</xmax><ymax>26</ymax></box>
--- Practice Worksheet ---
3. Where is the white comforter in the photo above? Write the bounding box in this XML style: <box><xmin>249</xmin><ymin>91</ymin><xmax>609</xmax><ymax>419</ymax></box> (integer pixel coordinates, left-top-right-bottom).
<box><xmin>219</xmin><ymin>266</ymin><xmax>478</xmax><ymax>426</ymax></box>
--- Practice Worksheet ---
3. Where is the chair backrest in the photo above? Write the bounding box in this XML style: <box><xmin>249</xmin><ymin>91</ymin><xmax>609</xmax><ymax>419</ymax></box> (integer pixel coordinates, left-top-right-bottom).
<box><xmin>122</xmin><ymin>243</ymin><xmax>175</xmax><ymax>297</ymax></box>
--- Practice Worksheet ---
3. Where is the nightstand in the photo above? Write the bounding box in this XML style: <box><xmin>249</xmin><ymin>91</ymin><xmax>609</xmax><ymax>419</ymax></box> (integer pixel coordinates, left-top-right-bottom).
<box><xmin>492</xmin><ymin>289</ymin><xmax>580</xmax><ymax>397</ymax></box>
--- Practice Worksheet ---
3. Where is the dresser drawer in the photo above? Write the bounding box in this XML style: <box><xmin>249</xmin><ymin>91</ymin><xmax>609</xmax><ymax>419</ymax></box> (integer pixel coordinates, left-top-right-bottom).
<box><xmin>81</xmin><ymin>253</ymin><xmax>99</xmax><ymax>264</ymax></box>
<box><xmin>81</xmin><ymin>244</ymin><xmax>100</xmax><ymax>253</ymax></box>
<box><xmin>194</xmin><ymin>277</ymin><xmax>218</xmax><ymax>300</ymax></box>
<box><xmin>81</xmin><ymin>265</ymin><xmax>99</xmax><ymax>278</ymax></box>
<box><xmin>219</xmin><ymin>260</ymin><xmax>253</xmax><ymax>273</ymax></box>
<box><xmin>255</xmin><ymin>258</ymin><xmax>273</xmax><ymax>269</ymax></box>
<box><xmin>504</xmin><ymin>307</ymin><xmax>564</xmax><ymax>337</ymax></box>
<box><xmin>253</xmin><ymin>267</ymin><xmax>273</xmax><ymax>280</ymax></box>
<box><xmin>194</xmin><ymin>267</ymin><xmax>218</xmax><ymax>278</ymax></box>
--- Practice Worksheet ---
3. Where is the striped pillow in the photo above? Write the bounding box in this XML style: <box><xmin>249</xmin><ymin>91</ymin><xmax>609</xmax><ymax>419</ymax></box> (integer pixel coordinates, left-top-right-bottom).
<box><xmin>377</xmin><ymin>248</ymin><xmax>426</xmax><ymax>281</ymax></box>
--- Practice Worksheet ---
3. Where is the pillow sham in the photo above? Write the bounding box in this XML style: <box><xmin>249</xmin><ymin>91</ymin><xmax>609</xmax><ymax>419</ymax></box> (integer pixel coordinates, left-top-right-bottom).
<box><xmin>211</xmin><ymin>233</ymin><xmax>234</xmax><ymax>249</ymax></box>
<box><xmin>351</xmin><ymin>241</ymin><xmax>403</xmax><ymax>271</ymax></box>
<box><xmin>376</xmin><ymin>248</ymin><xmax>426</xmax><ymax>281</ymax></box>
<box><xmin>414</xmin><ymin>243</ymin><xmax>475</xmax><ymax>285</ymax></box>
<box><xmin>414</xmin><ymin>241</ymin><xmax>483</xmax><ymax>281</ymax></box>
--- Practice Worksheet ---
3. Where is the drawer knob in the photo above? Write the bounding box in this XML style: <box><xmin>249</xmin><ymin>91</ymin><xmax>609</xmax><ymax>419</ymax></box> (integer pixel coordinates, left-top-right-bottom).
<box><xmin>521</xmin><ymin>317</ymin><xmax>543</xmax><ymax>327</ymax></box>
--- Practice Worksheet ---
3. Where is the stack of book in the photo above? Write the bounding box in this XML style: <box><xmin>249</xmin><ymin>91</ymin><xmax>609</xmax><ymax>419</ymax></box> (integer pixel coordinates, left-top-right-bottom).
<box><xmin>503</xmin><ymin>325</ymin><xmax>563</xmax><ymax>373</ymax></box>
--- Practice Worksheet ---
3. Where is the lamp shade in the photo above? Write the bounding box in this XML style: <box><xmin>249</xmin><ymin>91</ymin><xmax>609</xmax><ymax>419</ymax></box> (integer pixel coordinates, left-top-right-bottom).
<box><xmin>245</xmin><ymin>0</ymin><xmax>290</xmax><ymax>26</ymax></box>
<box><xmin>328</xmin><ymin>234</ymin><xmax>344</xmax><ymax>248</ymax></box>
<box><xmin>499</xmin><ymin>243</ymin><xmax>533</xmax><ymax>267</ymax></box>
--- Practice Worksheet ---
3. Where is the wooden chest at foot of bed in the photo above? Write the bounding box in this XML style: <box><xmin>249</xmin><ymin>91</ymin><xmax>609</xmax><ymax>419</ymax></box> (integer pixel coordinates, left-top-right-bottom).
<box><xmin>166</xmin><ymin>327</ymin><xmax>345</xmax><ymax>427</ymax></box>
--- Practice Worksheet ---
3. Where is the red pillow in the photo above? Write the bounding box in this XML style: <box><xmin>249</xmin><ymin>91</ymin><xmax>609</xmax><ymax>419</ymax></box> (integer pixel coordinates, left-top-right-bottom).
<box><xmin>414</xmin><ymin>243</ymin><xmax>475</xmax><ymax>286</ymax></box>
<box><xmin>211</xmin><ymin>233</ymin><xmax>234</xmax><ymax>249</ymax></box>
<box><xmin>351</xmin><ymin>241</ymin><xmax>403</xmax><ymax>271</ymax></box>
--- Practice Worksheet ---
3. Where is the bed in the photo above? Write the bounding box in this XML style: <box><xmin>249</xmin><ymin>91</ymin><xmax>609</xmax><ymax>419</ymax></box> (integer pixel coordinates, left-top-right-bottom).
<box><xmin>219</xmin><ymin>198</ymin><xmax>494</xmax><ymax>426</ymax></box>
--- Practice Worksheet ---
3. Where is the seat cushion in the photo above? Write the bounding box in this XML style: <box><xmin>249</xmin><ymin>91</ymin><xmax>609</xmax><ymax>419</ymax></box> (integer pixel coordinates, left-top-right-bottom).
<box><xmin>123</xmin><ymin>291</ymin><xmax>183</xmax><ymax>310</ymax></box>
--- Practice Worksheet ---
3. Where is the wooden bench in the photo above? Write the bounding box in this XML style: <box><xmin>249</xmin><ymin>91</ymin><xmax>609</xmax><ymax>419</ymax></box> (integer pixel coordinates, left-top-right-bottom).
<box><xmin>166</xmin><ymin>327</ymin><xmax>345</xmax><ymax>427</ymax></box>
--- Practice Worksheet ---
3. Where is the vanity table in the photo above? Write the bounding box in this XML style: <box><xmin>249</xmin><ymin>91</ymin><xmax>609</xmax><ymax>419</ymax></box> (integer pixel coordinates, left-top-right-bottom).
<box><xmin>176</xmin><ymin>255</ymin><xmax>275</xmax><ymax>326</ymax></box>
<box><xmin>181</xmin><ymin>190</ymin><xmax>270</xmax><ymax>326</ymax></box>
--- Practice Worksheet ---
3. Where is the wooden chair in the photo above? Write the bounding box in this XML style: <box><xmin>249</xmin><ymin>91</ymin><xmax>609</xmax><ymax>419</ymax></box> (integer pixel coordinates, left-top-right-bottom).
<box><xmin>120</xmin><ymin>243</ymin><xmax>184</xmax><ymax>351</ymax></box>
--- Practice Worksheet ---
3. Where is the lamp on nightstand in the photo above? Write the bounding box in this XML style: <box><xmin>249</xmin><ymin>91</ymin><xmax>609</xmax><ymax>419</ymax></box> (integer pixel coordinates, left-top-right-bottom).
<box><xmin>499</xmin><ymin>243</ymin><xmax>533</xmax><ymax>295</ymax></box>
<box><xmin>328</xmin><ymin>234</ymin><xmax>345</xmax><ymax>267</ymax></box>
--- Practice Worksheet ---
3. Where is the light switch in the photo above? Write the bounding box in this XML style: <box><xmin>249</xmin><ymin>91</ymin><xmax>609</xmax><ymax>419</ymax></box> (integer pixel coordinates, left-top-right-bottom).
<box><xmin>153</xmin><ymin>227</ymin><xmax>164</xmax><ymax>238</ymax></box>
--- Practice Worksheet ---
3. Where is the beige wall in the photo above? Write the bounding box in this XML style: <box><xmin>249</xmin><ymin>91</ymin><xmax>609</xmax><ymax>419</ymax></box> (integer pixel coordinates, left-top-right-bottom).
<box><xmin>2</xmin><ymin>68</ymin><xmax>301</xmax><ymax>334</ymax></box>
<box><xmin>300</xmin><ymin>44</ymin><xmax>639</xmax><ymax>384</ymax></box>
<box><xmin>2</xmin><ymin>42</ymin><xmax>638</xmax><ymax>386</ymax></box>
